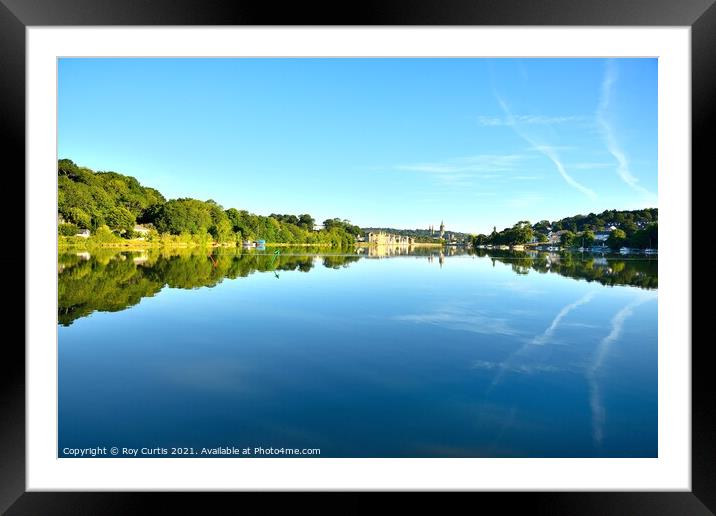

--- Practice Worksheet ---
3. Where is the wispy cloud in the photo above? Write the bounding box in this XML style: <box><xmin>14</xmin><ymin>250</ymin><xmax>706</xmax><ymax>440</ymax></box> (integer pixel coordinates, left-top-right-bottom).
<box><xmin>597</xmin><ymin>60</ymin><xmax>655</xmax><ymax>199</ymax></box>
<box><xmin>571</xmin><ymin>162</ymin><xmax>612</xmax><ymax>170</ymax></box>
<box><xmin>586</xmin><ymin>294</ymin><xmax>656</xmax><ymax>445</ymax></box>
<box><xmin>395</xmin><ymin>154</ymin><xmax>525</xmax><ymax>175</ymax></box>
<box><xmin>497</xmin><ymin>97</ymin><xmax>598</xmax><ymax>200</ymax></box>
<box><xmin>478</xmin><ymin>114</ymin><xmax>585</xmax><ymax>127</ymax></box>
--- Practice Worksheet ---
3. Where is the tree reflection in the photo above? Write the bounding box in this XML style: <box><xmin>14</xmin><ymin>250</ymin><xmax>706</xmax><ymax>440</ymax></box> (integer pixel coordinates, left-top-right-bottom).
<box><xmin>58</xmin><ymin>248</ymin><xmax>321</xmax><ymax>326</ymax></box>
<box><xmin>469</xmin><ymin>249</ymin><xmax>657</xmax><ymax>289</ymax></box>
<box><xmin>58</xmin><ymin>247</ymin><xmax>657</xmax><ymax>326</ymax></box>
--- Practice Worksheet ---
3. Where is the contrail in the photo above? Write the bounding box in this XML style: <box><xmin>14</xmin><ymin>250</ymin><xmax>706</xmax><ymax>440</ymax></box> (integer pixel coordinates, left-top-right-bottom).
<box><xmin>497</xmin><ymin>97</ymin><xmax>597</xmax><ymax>200</ymax></box>
<box><xmin>597</xmin><ymin>60</ymin><xmax>655</xmax><ymax>199</ymax></box>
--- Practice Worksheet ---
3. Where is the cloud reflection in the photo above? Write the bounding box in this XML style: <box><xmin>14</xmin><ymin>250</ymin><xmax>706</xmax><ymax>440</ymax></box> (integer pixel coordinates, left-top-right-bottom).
<box><xmin>488</xmin><ymin>292</ymin><xmax>596</xmax><ymax>389</ymax></box>
<box><xmin>587</xmin><ymin>294</ymin><xmax>656</xmax><ymax>445</ymax></box>
<box><xmin>533</xmin><ymin>292</ymin><xmax>596</xmax><ymax>345</ymax></box>
<box><xmin>393</xmin><ymin>306</ymin><xmax>519</xmax><ymax>336</ymax></box>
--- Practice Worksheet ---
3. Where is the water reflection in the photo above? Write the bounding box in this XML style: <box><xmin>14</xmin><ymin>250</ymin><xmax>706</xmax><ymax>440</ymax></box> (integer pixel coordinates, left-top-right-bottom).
<box><xmin>533</xmin><ymin>292</ymin><xmax>596</xmax><ymax>346</ymax></box>
<box><xmin>358</xmin><ymin>244</ymin><xmax>416</xmax><ymax>257</ymax></box>
<box><xmin>484</xmin><ymin>292</ymin><xmax>597</xmax><ymax>390</ymax></box>
<box><xmin>59</xmin><ymin>245</ymin><xmax>657</xmax><ymax>457</ymax></box>
<box><xmin>479</xmin><ymin>249</ymin><xmax>657</xmax><ymax>289</ymax></box>
<box><xmin>58</xmin><ymin>247</ymin><xmax>657</xmax><ymax>326</ymax></box>
<box><xmin>586</xmin><ymin>294</ymin><xmax>656</xmax><ymax>445</ymax></box>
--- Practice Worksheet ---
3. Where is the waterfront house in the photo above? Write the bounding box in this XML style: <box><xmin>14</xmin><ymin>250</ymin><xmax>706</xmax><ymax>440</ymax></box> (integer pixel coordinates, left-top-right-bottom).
<box><xmin>133</xmin><ymin>224</ymin><xmax>151</xmax><ymax>236</ymax></box>
<box><xmin>366</xmin><ymin>231</ymin><xmax>414</xmax><ymax>246</ymax></box>
<box><xmin>547</xmin><ymin>230</ymin><xmax>569</xmax><ymax>244</ymax></box>
<box><xmin>76</xmin><ymin>229</ymin><xmax>90</xmax><ymax>238</ymax></box>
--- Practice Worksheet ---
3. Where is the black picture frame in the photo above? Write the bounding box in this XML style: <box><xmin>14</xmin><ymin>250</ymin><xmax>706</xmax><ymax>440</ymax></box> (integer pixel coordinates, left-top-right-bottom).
<box><xmin>3</xmin><ymin>1</ymin><xmax>708</xmax><ymax>513</ymax></box>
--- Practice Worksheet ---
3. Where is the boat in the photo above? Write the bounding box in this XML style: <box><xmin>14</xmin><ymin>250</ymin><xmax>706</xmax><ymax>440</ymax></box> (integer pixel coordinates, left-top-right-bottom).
<box><xmin>644</xmin><ymin>248</ymin><xmax>658</xmax><ymax>255</ymax></box>
<box><xmin>619</xmin><ymin>247</ymin><xmax>630</xmax><ymax>254</ymax></box>
<box><xmin>242</xmin><ymin>240</ymin><xmax>256</xmax><ymax>248</ymax></box>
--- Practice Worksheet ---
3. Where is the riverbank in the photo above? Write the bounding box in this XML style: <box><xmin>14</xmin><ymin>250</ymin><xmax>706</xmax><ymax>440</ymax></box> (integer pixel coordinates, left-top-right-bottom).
<box><xmin>59</xmin><ymin>237</ymin><xmax>448</xmax><ymax>251</ymax></box>
<box><xmin>58</xmin><ymin>237</ymin><xmax>344</xmax><ymax>251</ymax></box>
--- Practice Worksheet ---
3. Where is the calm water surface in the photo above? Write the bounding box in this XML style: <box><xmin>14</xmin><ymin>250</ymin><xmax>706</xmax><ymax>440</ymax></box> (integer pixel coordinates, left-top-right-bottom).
<box><xmin>58</xmin><ymin>247</ymin><xmax>657</xmax><ymax>457</ymax></box>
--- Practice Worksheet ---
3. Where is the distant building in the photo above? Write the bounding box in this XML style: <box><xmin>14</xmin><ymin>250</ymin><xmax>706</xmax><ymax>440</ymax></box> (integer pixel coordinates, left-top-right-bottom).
<box><xmin>366</xmin><ymin>231</ymin><xmax>414</xmax><ymax>246</ymax></box>
<box><xmin>76</xmin><ymin>229</ymin><xmax>90</xmax><ymax>238</ymax></box>
<box><xmin>547</xmin><ymin>229</ymin><xmax>570</xmax><ymax>244</ymax></box>
<box><xmin>133</xmin><ymin>224</ymin><xmax>151</xmax><ymax>235</ymax></box>
<box><xmin>439</xmin><ymin>220</ymin><xmax>445</xmax><ymax>239</ymax></box>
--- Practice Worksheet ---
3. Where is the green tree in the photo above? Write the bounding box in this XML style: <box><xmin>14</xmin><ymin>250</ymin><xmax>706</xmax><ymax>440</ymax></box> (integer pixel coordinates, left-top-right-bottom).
<box><xmin>298</xmin><ymin>214</ymin><xmax>316</xmax><ymax>230</ymax></box>
<box><xmin>93</xmin><ymin>225</ymin><xmax>119</xmax><ymax>243</ymax></box>
<box><xmin>66</xmin><ymin>207</ymin><xmax>92</xmax><ymax>229</ymax></box>
<box><xmin>59</xmin><ymin>223</ymin><xmax>80</xmax><ymax>236</ymax></box>
<box><xmin>581</xmin><ymin>230</ymin><xmax>596</xmax><ymax>247</ymax></box>
<box><xmin>105</xmin><ymin>206</ymin><xmax>136</xmax><ymax>235</ymax></box>
<box><xmin>606</xmin><ymin>229</ymin><xmax>628</xmax><ymax>249</ymax></box>
<box><xmin>560</xmin><ymin>231</ymin><xmax>577</xmax><ymax>248</ymax></box>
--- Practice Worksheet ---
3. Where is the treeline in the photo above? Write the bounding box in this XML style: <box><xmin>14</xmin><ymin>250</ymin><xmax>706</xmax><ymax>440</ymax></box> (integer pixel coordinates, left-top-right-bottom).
<box><xmin>533</xmin><ymin>208</ymin><xmax>658</xmax><ymax>234</ymax></box>
<box><xmin>473</xmin><ymin>222</ymin><xmax>537</xmax><ymax>247</ymax></box>
<box><xmin>58</xmin><ymin>159</ymin><xmax>165</xmax><ymax>233</ymax></box>
<box><xmin>472</xmin><ymin>209</ymin><xmax>658</xmax><ymax>249</ymax></box>
<box><xmin>57</xmin><ymin>159</ymin><xmax>358</xmax><ymax>247</ymax></box>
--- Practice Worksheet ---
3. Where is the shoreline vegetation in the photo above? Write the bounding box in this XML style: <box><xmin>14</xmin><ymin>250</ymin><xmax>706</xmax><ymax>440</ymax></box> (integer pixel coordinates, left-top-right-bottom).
<box><xmin>470</xmin><ymin>209</ymin><xmax>658</xmax><ymax>252</ymax></box>
<box><xmin>57</xmin><ymin>159</ymin><xmax>657</xmax><ymax>252</ymax></box>
<box><xmin>58</xmin><ymin>159</ymin><xmax>365</xmax><ymax>250</ymax></box>
<box><xmin>57</xmin><ymin>238</ymin><xmax>445</xmax><ymax>250</ymax></box>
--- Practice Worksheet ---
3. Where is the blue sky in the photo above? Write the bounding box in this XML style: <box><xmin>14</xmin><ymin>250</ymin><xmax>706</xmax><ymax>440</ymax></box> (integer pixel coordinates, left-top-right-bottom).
<box><xmin>58</xmin><ymin>58</ymin><xmax>657</xmax><ymax>234</ymax></box>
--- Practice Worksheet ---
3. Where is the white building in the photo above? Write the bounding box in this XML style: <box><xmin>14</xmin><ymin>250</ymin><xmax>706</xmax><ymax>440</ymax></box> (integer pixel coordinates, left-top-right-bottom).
<box><xmin>133</xmin><ymin>224</ymin><xmax>151</xmax><ymax>235</ymax></box>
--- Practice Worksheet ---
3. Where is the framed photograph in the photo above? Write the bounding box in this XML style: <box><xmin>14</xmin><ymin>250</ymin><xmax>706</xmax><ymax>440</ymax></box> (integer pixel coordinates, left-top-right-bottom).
<box><xmin>5</xmin><ymin>0</ymin><xmax>710</xmax><ymax>513</ymax></box>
